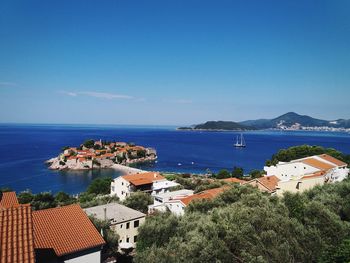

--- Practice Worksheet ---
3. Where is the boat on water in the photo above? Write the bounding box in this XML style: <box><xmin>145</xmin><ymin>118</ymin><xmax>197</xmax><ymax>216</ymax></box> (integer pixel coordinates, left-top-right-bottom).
<box><xmin>234</xmin><ymin>133</ymin><xmax>246</xmax><ymax>147</ymax></box>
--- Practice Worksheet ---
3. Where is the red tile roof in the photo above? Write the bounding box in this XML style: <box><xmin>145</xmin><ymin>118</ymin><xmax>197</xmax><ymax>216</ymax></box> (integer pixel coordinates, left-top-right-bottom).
<box><xmin>176</xmin><ymin>187</ymin><xmax>228</xmax><ymax>206</ymax></box>
<box><xmin>32</xmin><ymin>204</ymin><xmax>105</xmax><ymax>257</ymax></box>
<box><xmin>318</xmin><ymin>154</ymin><xmax>347</xmax><ymax>167</ymax></box>
<box><xmin>122</xmin><ymin>172</ymin><xmax>164</xmax><ymax>186</ymax></box>
<box><xmin>245</xmin><ymin>176</ymin><xmax>280</xmax><ymax>192</ymax></box>
<box><xmin>0</xmin><ymin>192</ymin><xmax>19</xmax><ymax>208</ymax></box>
<box><xmin>221</xmin><ymin>178</ymin><xmax>246</xmax><ymax>184</ymax></box>
<box><xmin>0</xmin><ymin>204</ymin><xmax>35</xmax><ymax>263</ymax></box>
<box><xmin>301</xmin><ymin>158</ymin><xmax>335</xmax><ymax>171</ymax></box>
<box><xmin>301</xmin><ymin>171</ymin><xmax>326</xmax><ymax>180</ymax></box>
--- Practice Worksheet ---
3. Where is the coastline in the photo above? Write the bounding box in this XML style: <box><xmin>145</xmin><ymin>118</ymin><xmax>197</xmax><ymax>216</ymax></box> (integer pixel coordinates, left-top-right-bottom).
<box><xmin>111</xmin><ymin>164</ymin><xmax>146</xmax><ymax>175</ymax></box>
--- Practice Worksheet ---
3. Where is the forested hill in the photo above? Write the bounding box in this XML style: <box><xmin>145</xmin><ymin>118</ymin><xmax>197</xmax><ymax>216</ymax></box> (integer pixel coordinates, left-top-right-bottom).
<box><xmin>178</xmin><ymin>121</ymin><xmax>255</xmax><ymax>131</ymax></box>
<box><xmin>239</xmin><ymin>112</ymin><xmax>350</xmax><ymax>129</ymax></box>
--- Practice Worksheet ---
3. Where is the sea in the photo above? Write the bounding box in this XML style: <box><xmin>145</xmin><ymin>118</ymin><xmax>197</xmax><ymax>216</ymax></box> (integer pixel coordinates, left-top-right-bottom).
<box><xmin>0</xmin><ymin>124</ymin><xmax>350</xmax><ymax>194</ymax></box>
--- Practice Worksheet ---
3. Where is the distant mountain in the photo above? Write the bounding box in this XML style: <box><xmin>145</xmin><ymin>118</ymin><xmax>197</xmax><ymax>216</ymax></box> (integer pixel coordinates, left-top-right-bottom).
<box><xmin>178</xmin><ymin>121</ymin><xmax>256</xmax><ymax>131</ymax></box>
<box><xmin>178</xmin><ymin>112</ymin><xmax>350</xmax><ymax>131</ymax></box>
<box><xmin>239</xmin><ymin>112</ymin><xmax>350</xmax><ymax>129</ymax></box>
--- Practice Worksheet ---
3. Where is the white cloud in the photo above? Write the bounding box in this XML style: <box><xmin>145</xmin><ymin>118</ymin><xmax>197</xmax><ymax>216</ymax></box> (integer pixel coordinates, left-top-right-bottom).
<box><xmin>0</xmin><ymin>82</ymin><xmax>18</xmax><ymax>87</ymax></box>
<box><xmin>164</xmin><ymin>99</ymin><xmax>193</xmax><ymax>104</ymax></box>
<box><xmin>80</xmin><ymin>91</ymin><xmax>133</xmax><ymax>100</ymax></box>
<box><xmin>59</xmin><ymin>90</ymin><xmax>133</xmax><ymax>100</ymax></box>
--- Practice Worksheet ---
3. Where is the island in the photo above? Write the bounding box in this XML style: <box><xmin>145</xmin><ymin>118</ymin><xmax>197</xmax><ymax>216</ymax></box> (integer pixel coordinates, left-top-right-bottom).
<box><xmin>178</xmin><ymin>121</ymin><xmax>255</xmax><ymax>131</ymax></box>
<box><xmin>46</xmin><ymin>139</ymin><xmax>157</xmax><ymax>170</ymax></box>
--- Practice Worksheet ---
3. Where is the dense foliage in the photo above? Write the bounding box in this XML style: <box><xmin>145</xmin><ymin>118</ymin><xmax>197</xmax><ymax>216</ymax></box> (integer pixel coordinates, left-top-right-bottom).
<box><xmin>123</xmin><ymin>191</ymin><xmax>153</xmax><ymax>213</ymax></box>
<box><xmin>17</xmin><ymin>176</ymin><xmax>117</xmax><ymax>210</ymax></box>
<box><xmin>86</xmin><ymin>176</ymin><xmax>113</xmax><ymax>195</ymax></box>
<box><xmin>265</xmin><ymin>145</ymin><xmax>350</xmax><ymax>166</ymax></box>
<box><xmin>135</xmin><ymin>181</ymin><xmax>350</xmax><ymax>263</ymax></box>
<box><xmin>89</xmin><ymin>216</ymin><xmax>119</xmax><ymax>260</ymax></box>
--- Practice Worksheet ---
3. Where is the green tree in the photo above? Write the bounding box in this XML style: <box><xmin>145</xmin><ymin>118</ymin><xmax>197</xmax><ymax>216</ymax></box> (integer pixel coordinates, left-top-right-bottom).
<box><xmin>55</xmin><ymin>191</ymin><xmax>76</xmax><ymax>206</ymax></box>
<box><xmin>249</xmin><ymin>169</ymin><xmax>264</xmax><ymax>179</ymax></box>
<box><xmin>87</xmin><ymin>177</ymin><xmax>113</xmax><ymax>195</ymax></box>
<box><xmin>31</xmin><ymin>192</ymin><xmax>57</xmax><ymax>210</ymax></box>
<box><xmin>232</xmin><ymin>166</ymin><xmax>244</xmax><ymax>179</ymax></box>
<box><xmin>83</xmin><ymin>139</ymin><xmax>95</xmax><ymax>148</ymax></box>
<box><xmin>123</xmin><ymin>191</ymin><xmax>153</xmax><ymax>213</ymax></box>
<box><xmin>17</xmin><ymin>191</ymin><xmax>34</xmax><ymax>204</ymax></box>
<box><xmin>215</xmin><ymin>169</ymin><xmax>231</xmax><ymax>179</ymax></box>
<box><xmin>89</xmin><ymin>216</ymin><xmax>119</xmax><ymax>260</ymax></box>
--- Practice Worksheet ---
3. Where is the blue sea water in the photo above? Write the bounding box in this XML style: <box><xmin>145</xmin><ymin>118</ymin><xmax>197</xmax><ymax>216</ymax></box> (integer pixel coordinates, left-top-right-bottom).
<box><xmin>0</xmin><ymin>124</ymin><xmax>350</xmax><ymax>194</ymax></box>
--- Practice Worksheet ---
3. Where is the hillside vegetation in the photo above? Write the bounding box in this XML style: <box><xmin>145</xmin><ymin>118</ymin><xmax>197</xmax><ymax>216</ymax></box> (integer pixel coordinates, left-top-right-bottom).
<box><xmin>135</xmin><ymin>180</ymin><xmax>350</xmax><ymax>263</ymax></box>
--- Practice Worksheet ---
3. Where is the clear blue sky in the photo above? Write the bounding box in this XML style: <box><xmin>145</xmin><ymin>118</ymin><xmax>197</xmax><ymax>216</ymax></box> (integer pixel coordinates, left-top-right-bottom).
<box><xmin>0</xmin><ymin>0</ymin><xmax>349</xmax><ymax>125</ymax></box>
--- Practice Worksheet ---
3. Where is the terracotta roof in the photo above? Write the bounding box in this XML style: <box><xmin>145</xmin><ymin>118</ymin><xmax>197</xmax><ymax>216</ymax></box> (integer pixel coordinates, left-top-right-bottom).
<box><xmin>32</xmin><ymin>204</ymin><xmax>105</xmax><ymax>257</ymax></box>
<box><xmin>221</xmin><ymin>178</ymin><xmax>246</xmax><ymax>184</ymax></box>
<box><xmin>301</xmin><ymin>158</ymin><xmax>335</xmax><ymax>171</ymax></box>
<box><xmin>0</xmin><ymin>204</ymin><xmax>35</xmax><ymax>263</ymax></box>
<box><xmin>318</xmin><ymin>154</ymin><xmax>347</xmax><ymax>167</ymax></box>
<box><xmin>251</xmin><ymin>175</ymin><xmax>280</xmax><ymax>192</ymax></box>
<box><xmin>177</xmin><ymin>187</ymin><xmax>228</xmax><ymax>206</ymax></box>
<box><xmin>301</xmin><ymin>171</ymin><xmax>326</xmax><ymax>180</ymax></box>
<box><xmin>0</xmin><ymin>192</ymin><xmax>19</xmax><ymax>208</ymax></box>
<box><xmin>122</xmin><ymin>172</ymin><xmax>164</xmax><ymax>186</ymax></box>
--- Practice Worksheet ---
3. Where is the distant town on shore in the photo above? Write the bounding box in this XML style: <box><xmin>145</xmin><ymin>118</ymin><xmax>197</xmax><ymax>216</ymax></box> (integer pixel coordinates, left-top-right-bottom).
<box><xmin>178</xmin><ymin>112</ymin><xmax>350</xmax><ymax>132</ymax></box>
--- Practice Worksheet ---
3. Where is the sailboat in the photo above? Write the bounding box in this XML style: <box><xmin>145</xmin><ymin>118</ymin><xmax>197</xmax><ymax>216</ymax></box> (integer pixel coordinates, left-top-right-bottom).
<box><xmin>234</xmin><ymin>133</ymin><xmax>246</xmax><ymax>148</ymax></box>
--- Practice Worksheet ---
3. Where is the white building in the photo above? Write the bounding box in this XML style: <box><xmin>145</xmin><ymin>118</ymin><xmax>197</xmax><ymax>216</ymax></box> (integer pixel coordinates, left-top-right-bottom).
<box><xmin>84</xmin><ymin>203</ymin><xmax>146</xmax><ymax>250</ymax></box>
<box><xmin>263</xmin><ymin>154</ymin><xmax>349</xmax><ymax>195</ymax></box>
<box><xmin>148</xmin><ymin>189</ymin><xmax>194</xmax><ymax>214</ymax></box>
<box><xmin>164</xmin><ymin>187</ymin><xmax>227</xmax><ymax>216</ymax></box>
<box><xmin>110</xmin><ymin>172</ymin><xmax>179</xmax><ymax>201</ymax></box>
<box><xmin>264</xmin><ymin>154</ymin><xmax>348</xmax><ymax>182</ymax></box>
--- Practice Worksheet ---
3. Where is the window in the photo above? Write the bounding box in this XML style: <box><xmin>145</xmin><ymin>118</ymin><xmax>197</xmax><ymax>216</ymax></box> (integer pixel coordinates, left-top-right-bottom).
<box><xmin>111</xmin><ymin>186</ymin><xmax>115</xmax><ymax>192</ymax></box>
<box><xmin>134</xmin><ymin>235</ymin><xmax>138</xmax><ymax>242</ymax></box>
<box><xmin>126</xmin><ymin>237</ymin><xmax>130</xmax><ymax>242</ymax></box>
<box><xmin>122</xmin><ymin>182</ymin><xmax>124</xmax><ymax>185</ymax></box>
<box><xmin>120</xmin><ymin>224</ymin><xmax>123</xmax><ymax>228</ymax></box>
<box><xmin>122</xmin><ymin>191</ymin><xmax>124</xmax><ymax>195</ymax></box>
<box><xmin>119</xmin><ymin>240</ymin><xmax>122</xmax><ymax>243</ymax></box>
<box><xmin>126</xmin><ymin>222</ymin><xmax>130</xmax><ymax>229</ymax></box>
<box><xmin>134</xmin><ymin>220</ymin><xmax>139</xmax><ymax>228</ymax></box>
<box><xmin>296</xmin><ymin>182</ymin><xmax>302</xmax><ymax>190</ymax></box>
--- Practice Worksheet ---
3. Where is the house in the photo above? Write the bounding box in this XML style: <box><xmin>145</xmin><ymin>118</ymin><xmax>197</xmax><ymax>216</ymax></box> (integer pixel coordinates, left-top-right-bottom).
<box><xmin>0</xmin><ymin>192</ymin><xmax>35</xmax><ymax>263</ymax></box>
<box><xmin>275</xmin><ymin>171</ymin><xmax>325</xmax><ymax>196</ymax></box>
<box><xmin>148</xmin><ymin>189</ymin><xmax>194</xmax><ymax>214</ymax></box>
<box><xmin>244</xmin><ymin>175</ymin><xmax>280</xmax><ymax>194</ymax></box>
<box><xmin>264</xmin><ymin>154</ymin><xmax>348</xmax><ymax>182</ymax></box>
<box><xmin>261</xmin><ymin>154</ymin><xmax>349</xmax><ymax>195</ymax></box>
<box><xmin>110</xmin><ymin>172</ymin><xmax>179</xmax><ymax>201</ymax></box>
<box><xmin>0</xmin><ymin>192</ymin><xmax>105</xmax><ymax>263</ymax></box>
<box><xmin>165</xmin><ymin>187</ymin><xmax>228</xmax><ymax>216</ymax></box>
<box><xmin>32</xmin><ymin>204</ymin><xmax>105</xmax><ymax>263</ymax></box>
<box><xmin>84</xmin><ymin>203</ymin><xmax>146</xmax><ymax>250</ymax></box>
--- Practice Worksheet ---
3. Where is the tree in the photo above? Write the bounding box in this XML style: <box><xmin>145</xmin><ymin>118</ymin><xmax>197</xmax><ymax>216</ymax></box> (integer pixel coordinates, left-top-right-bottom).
<box><xmin>86</xmin><ymin>177</ymin><xmax>113</xmax><ymax>195</ymax></box>
<box><xmin>215</xmin><ymin>169</ymin><xmax>231</xmax><ymax>179</ymax></box>
<box><xmin>232</xmin><ymin>166</ymin><xmax>244</xmax><ymax>179</ymax></box>
<box><xmin>123</xmin><ymin>191</ymin><xmax>153</xmax><ymax>213</ymax></box>
<box><xmin>249</xmin><ymin>169</ymin><xmax>264</xmax><ymax>179</ymax></box>
<box><xmin>18</xmin><ymin>191</ymin><xmax>34</xmax><ymax>204</ymax></box>
<box><xmin>89</xmin><ymin>215</ymin><xmax>119</xmax><ymax>260</ymax></box>
<box><xmin>55</xmin><ymin>191</ymin><xmax>76</xmax><ymax>206</ymax></box>
<box><xmin>83</xmin><ymin>139</ymin><xmax>95</xmax><ymax>148</ymax></box>
<box><xmin>31</xmin><ymin>192</ymin><xmax>57</xmax><ymax>210</ymax></box>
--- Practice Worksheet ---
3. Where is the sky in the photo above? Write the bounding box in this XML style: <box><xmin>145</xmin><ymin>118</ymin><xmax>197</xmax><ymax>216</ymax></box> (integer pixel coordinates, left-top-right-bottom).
<box><xmin>0</xmin><ymin>0</ymin><xmax>350</xmax><ymax>125</ymax></box>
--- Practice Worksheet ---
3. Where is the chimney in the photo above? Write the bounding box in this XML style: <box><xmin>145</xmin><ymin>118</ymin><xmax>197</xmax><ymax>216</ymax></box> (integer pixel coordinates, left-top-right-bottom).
<box><xmin>103</xmin><ymin>207</ymin><xmax>107</xmax><ymax>221</ymax></box>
